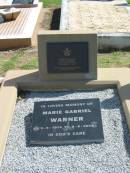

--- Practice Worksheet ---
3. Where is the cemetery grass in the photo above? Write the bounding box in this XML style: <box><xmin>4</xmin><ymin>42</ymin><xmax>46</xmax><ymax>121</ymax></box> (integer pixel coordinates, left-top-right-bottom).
<box><xmin>127</xmin><ymin>0</ymin><xmax>130</xmax><ymax>4</ymax></box>
<box><xmin>98</xmin><ymin>51</ymin><xmax>130</xmax><ymax>68</ymax></box>
<box><xmin>41</xmin><ymin>0</ymin><xmax>61</xmax><ymax>7</ymax></box>
<box><xmin>0</xmin><ymin>49</ymin><xmax>130</xmax><ymax>76</ymax></box>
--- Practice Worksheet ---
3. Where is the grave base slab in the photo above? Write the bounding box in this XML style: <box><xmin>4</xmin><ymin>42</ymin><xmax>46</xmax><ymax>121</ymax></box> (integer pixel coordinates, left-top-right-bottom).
<box><xmin>0</xmin><ymin>68</ymin><xmax>130</xmax><ymax>166</ymax></box>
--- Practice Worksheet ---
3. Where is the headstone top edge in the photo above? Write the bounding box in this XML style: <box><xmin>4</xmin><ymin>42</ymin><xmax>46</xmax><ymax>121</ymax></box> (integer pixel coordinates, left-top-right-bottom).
<box><xmin>38</xmin><ymin>30</ymin><xmax>97</xmax><ymax>37</ymax></box>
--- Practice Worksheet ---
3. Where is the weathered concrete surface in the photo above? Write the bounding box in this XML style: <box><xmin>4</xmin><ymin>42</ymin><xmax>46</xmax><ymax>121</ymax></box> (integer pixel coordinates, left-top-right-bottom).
<box><xmin>60</xmin><ymin>0</ymin><xmax>130</xmax><ymax>51</ymax></box>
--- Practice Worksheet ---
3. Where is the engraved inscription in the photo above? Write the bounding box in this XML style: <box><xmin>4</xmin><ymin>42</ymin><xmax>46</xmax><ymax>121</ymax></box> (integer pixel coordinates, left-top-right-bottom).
<box><xmin>47</xmin><ymin>42</ymin><xmax>89</xmax><ymax>73</ymax></box>
<box><xmin>30</xmin><ymin>99</ymin><xmax>104</xmax><ymax>146</ymax></box>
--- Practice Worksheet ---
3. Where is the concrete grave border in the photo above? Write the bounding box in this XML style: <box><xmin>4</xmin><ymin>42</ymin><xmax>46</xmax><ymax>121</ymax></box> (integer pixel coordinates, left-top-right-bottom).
<box><xmin>0</xmin><ymin>0</ymin><xmax>39</xmax><ymax>8</ymax></box>
<box><xmin>0</xmin><ymin>68</ymin><xmax>130</xmax><ymax>166</ymax></box>
<box><xmin>60</xmin><ymin>0</ymin><xmax>130</xmax><ymax>51</ymax></box>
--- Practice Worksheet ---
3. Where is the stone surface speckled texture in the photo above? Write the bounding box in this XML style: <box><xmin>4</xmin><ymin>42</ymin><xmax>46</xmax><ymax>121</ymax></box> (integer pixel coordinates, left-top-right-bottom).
<box><xmin>61</xmin><ymin>0</ymin><xmax>130</xmax><ymax>33</ymax></box>
<box><xmin>1</xmin><ymin>88</ymin><xmax>130</xmax><ymax>173</ymax></box>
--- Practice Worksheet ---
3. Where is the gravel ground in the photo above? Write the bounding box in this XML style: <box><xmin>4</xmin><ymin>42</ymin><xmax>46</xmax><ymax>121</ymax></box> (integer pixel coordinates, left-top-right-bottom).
<box><xmin>1</xmin><ymin>88</ymin><xmax>130</xmax><ymax>173</ymax></box>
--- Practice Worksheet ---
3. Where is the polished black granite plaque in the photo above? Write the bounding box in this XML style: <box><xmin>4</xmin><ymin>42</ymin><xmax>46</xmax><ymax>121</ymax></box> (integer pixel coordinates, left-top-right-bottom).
<box><xmin>30</xmin><ymin>99</ymin><xmax>104</xmax><ymax>146</ymax></box>
<box><xmin>47</xmin><ymin>42</ymin><xmax>89</xmax><ymax>73</ymax></box>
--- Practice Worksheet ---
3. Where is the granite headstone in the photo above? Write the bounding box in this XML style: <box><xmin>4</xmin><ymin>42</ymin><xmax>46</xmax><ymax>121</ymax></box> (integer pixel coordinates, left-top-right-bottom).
<box><xmin>38</xmin><ymin>31</ymin><xmax>97</xmax><ymax>81</ymax></box>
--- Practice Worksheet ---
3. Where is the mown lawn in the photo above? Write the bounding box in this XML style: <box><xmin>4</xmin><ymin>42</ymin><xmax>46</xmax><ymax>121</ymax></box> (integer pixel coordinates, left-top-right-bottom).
<box><xmin>98</xmin><ymin>51</ymin><xmax>130</xmax><ymax>68</ymax></box>
<box><xmin>41</xmin><ymin>0</ymin><xmax>61</xmax><ymax>7</ymax></box>
<box><xmin>127</xmin><ymin>0</ymin><xmax>130</xmax><ymax>4</ymax></box>
<box><xmin>0</xmin><ymin>48</ymin><xmax>38</xmax><ymax>76</ymax></box>
<box><xmin>0</xmin><ymin>49</ymin><xmax>130</xmax><ymax>76</ymax></box>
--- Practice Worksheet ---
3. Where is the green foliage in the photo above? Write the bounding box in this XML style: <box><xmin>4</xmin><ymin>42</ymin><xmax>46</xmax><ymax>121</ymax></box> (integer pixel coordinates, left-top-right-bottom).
<box><xmin>40</xmin><ymin>0</ymin><xmax>61</xmax><ymax>7</ymax></box>
<box><xmin>127</xmin><ymin>0</ymin><xmax>130</xmax><ymax>4</ymax></box>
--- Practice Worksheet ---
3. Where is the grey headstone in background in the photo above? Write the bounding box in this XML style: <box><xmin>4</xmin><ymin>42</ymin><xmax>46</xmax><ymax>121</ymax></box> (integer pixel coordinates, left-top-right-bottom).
<box><xmin>38</xmin><ymin>31</ymin><xmax>97</xmax><ymax>81</ymax></box>
<box><xmin>0</xmin><ymin>15</ymin><xmax>4</xmax><ymax>24</ymax></box>
<box><xmin>12</xmin><ymin>0</ymin><xmax>34</xmax><ymax>4</ymax></box>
